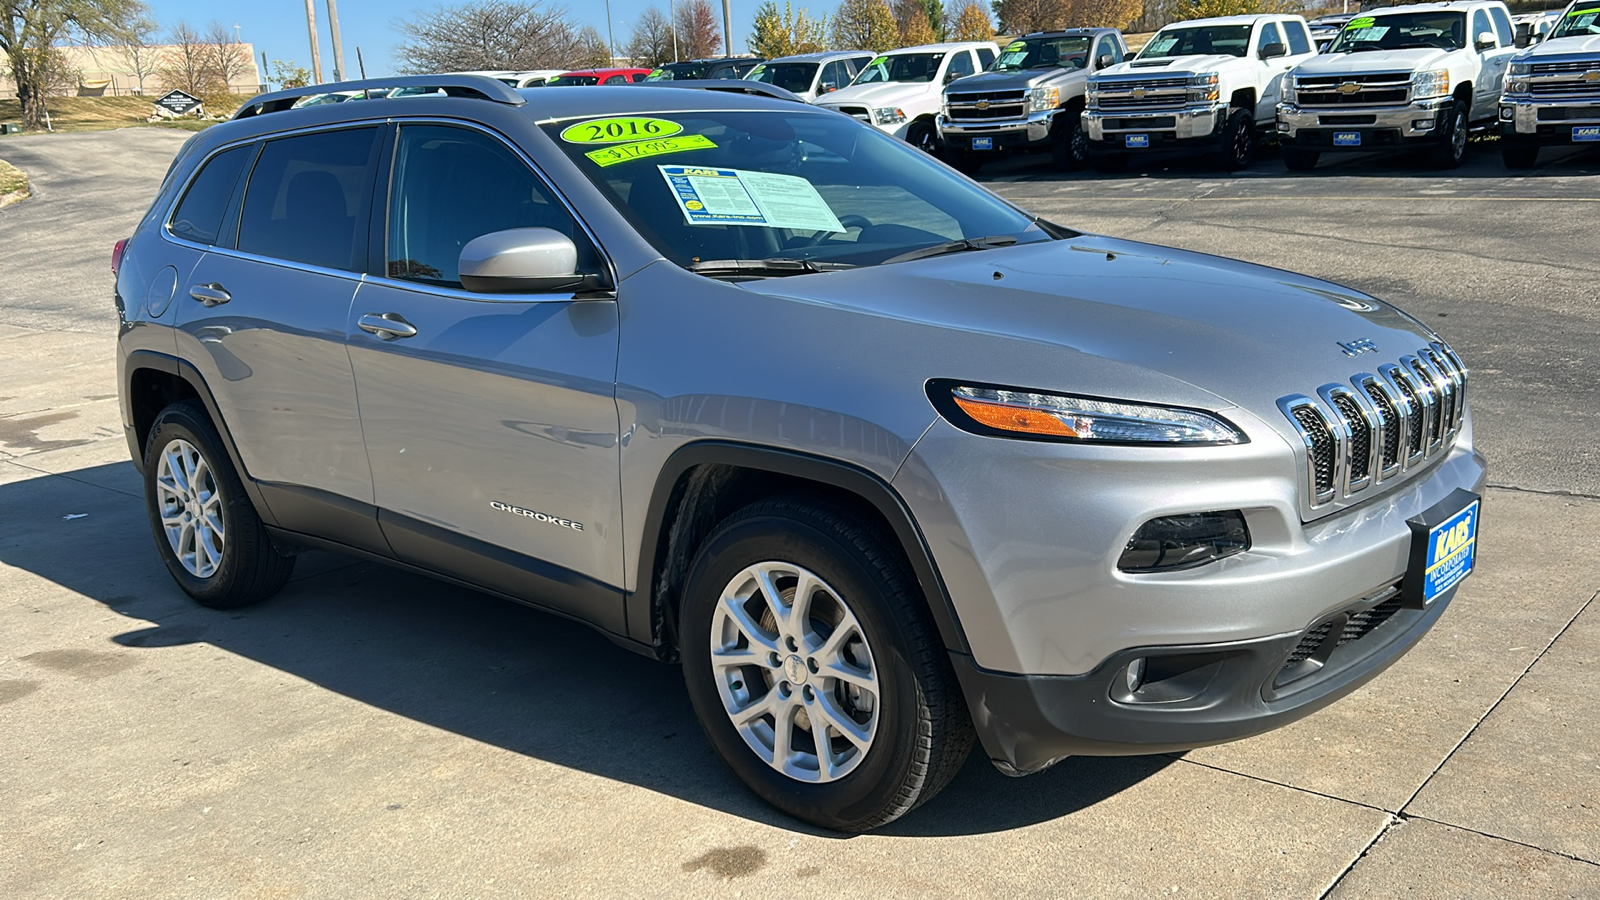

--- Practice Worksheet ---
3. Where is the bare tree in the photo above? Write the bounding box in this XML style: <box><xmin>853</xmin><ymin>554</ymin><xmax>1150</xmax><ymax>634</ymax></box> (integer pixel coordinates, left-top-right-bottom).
<box><xmin>625</xmin><ymin>6</ymin><xmax>676</xmax><ymax>67</ymax></box>
<box><xmin>675</xmin><ymin>0</ymin><xmax>721</xmax><ymax>60</ymax></box>
<box><xmin>121</xmin><ymin>12</ymin><xmax>159</xmax><ymax>94</ymax></box>
<box><xmin>1</xmin><ymin>0</ymin><xmax>146</xmax><ymax>129</ymax></box>
<box><xmin>394</xmin><ymin>0</ymin><xmax>583</xmax><ymax>73</ymax></box>
<box><xmin>947</xmin><ymin>0</ymin><xmax>992</xmax><ymax>41</ymax></box>
<box><xmin>573</xmin><ymin>24</ymin><xmax>612</xmax><ymax>67</ymax></box>
<box><xmin>159</xmin><ymin>20</ymin><xmax>215</xmax><ymax>96</ymax></box>
<box><xmin>201</xmin><ymin>20</ymin><xmax>253</xmax><ymax>94</ymax></box>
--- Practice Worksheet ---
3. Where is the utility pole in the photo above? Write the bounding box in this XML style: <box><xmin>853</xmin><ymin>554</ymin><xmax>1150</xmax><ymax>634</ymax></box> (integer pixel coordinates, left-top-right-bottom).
<box><xmin>722</xmin><ymin>0</ymin><xmax>731</xmax><ymax>56</ymax></box>
<box><xmin>605</xmin><ymin>0</ymin><xmax>616</xmax><ymax>66</ymax></box>
<box><xmin>260</xmin><ymin>50</ymin><xmax>270</xmax><ymax>89</ymax></box>
<box><xmin>670</xmin><ymin>0</ymin><xmax>679</xmax><ymax>61</ymax></box>
<box><xmin>356</xmin><ymin>46</ymin><xmax>367</xmax><ymax>79</ymax></box>
<box><xmin>304</xmin><ymin>0</ymin><xmax>323</xmax><ymax>83</ymax></box>
<box><xmin>326</xmin><ymin>0</ymin><xmax>347</xmax><ymax>82</ymax></box>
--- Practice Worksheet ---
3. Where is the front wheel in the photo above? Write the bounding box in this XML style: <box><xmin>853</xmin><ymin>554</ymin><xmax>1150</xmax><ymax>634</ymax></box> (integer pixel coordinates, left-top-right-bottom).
<box><xmin>1050</xmin><ymin>110</ymin><xmax>1089</xmax><ymax>171</ymax></box>
<box><xmin>1501</xmin><ymin>143</ymin><xmax>1539</xmax><ymax>170</ymax></box>
<box><xmin>1213</xmin><ymin>107</ymin><xmax>1256</xmax><ymax>171</ymax></box>
<box><xmin>1428</xmin><ymin>101</ymin><xmax>1469</xmax><ymax>170</ymax></box>
<box><xmin>906</xmin><ymin>119</ymin><xmax>941</xmax><ymax>157</ymax></box>
<box><xmin>143</xmin><ymin>400</ymin><xmax>294</xmax><ymax>608</ymax></box>
<box><xmin>679</xmin><ymin>497</ymin><xmax>973</xmax><ymax>832</ymax></box>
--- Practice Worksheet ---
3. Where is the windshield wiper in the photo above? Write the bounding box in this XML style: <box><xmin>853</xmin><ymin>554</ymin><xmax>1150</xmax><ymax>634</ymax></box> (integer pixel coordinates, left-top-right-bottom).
<box><xmin>881</xmin><ymin>235</ymin><xmax>1019</xmax><ymax>265</ymax></box>
<box><xmin>687</xmin><ymin>257</ymin><xmax>855</xmax><ymax>277</ymax></box>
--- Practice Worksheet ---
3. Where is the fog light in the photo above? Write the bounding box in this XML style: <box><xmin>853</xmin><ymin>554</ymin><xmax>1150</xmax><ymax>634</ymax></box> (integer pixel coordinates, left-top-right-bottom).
<box><xmin>1412</xmin><ymin>119</ymin><xmax>1435</xmax><ymax>131</ymax></box>
<box><xmin>1277</xmin><ymin>122</ymin><xmax>1290</xmax><ymax>132</ymax></box>
<box><xmin>1499</xmin><ymin>106</ymin><xmax>1513</xmax><ymax>120</ymax></box>
<box><xmin>1119</xmin><ymin>511</ymin><xmax>1250</xmax><ymax>572</ymax></box>
<box><xmin>1124</xmin><ymin>657</ymin><xmax>1147</xmax><ymax>693</ymax></box>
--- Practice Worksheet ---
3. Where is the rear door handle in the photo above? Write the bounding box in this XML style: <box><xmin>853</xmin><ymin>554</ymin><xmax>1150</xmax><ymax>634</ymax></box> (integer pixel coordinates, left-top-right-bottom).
<box><xmin>188</xmin><ymin>283</ymin><xmax>230</xmax><ymax>306</ymax></box>
<box><xmin>357</xmin><ymin>312</ymin><xmax>418</xmax><ymax>340</ymax></box>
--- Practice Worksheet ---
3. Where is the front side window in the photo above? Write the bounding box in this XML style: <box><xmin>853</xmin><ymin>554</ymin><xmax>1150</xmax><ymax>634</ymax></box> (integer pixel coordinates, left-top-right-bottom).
<box><xmin>1285</xmin><ymin>21</ymin><xmax>1312</xmax><ymax>55</ymax></box>
<box><xmin>169</xmin><ymin>144</ymin><xmax>251</xmax><ymax>245</ymax></box>
<box><xmin>1489</xmin><ymin>7</ymin><xmax>1514</xmax><ymax>44</ymax></box>
<box><xmin>852</xmin><ymin>53</ymin><xmax>946</xmax><ymax>85</ymax></box>
<box><xmin>386</xmin><ymin>125</ymin><xmax>593</xmax><ymax>288</ymax></box>
<box><xmin>237</xmin><ymin>127</ymin><xmax>377</xmax><ymax>270</ymax></box>
<box><xmin>993</xmin><ymin>36</ymin><xmax>1094</xmax><ymax>72</ymax></box>
<box><xmin>543</xmin><ymin>110</ymin><xmax>1057</xmax><ymax>274</ymax></box>
<box><xmin>947</xmin><ymin>51</ymin><xmax>975</xmax><ymax>80</ymax></box>
<box><xmin>1472</xmin><ymin>9</ymin><xmax>1494</xmax><ymax>45</ymax></box>
<box><xmin>1137</xmin><ymin>25</ymin><xmax>1254</xmax><ymax>59</ymax></box>
<box><xmin>1259</xmin><ymin>21</ymin><xmax>1286</xmax><ymax>53</ymax></box>
<box><xmin>1329</xmin><ymin>13</ymin><xmax>1469</xmax><ymax>52</ymax></box>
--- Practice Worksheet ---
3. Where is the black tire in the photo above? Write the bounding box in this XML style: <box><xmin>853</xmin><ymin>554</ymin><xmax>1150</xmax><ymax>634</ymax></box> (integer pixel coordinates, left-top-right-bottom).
<box><xmin>1501</xmin><ymin>143</ymin><xmax>1538</xmax><ymax>170</ymax></box>
<box><xmin>679</xmin><ymin>496</ymin><xmax>974</xmax><ymax>832</ymax></box>
<box><xmin>906</xmin><ymin>119</ymin><xmax>941</xmax><ymax>157</ymax></box>
<box><xmin>1213</xmin><ymin>107</ymin><xmax>1256</xmax><ymax>171</ymax></box>
<box><xmin>1428</xmin><ymin>100</ymin><xmax>1469</xmax><ymax>170</ymax></box>
<box><xmin>142</xmin><ymin>400</ymin><xmax>294</xmax><ymax>608</ymax></box>
<box><xmin>1089</xmin><ymin>152</ymin><xmax>1128</xmax><ymax>174</ymax></box>
<box><xmin>1282</xmin><ymin>147</ymin><xmax>1319</xmax><ymax>171</ymax></box>
<box><xmin>1050</xmin><ymin>109</ymin><xmax>1089</xmax><ymax>171</ymax></box>
<box><xmin>947</xmin><ymin>151</ymin><xmax>985</xmax><ymax>175</ymax></box>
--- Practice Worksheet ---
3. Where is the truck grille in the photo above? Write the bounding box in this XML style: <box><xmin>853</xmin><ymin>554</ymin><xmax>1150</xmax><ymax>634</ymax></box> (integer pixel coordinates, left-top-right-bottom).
<box><xmin>1279</xmin><ymin>583</ymin><xmax>1404</xmax><ymax>678</ymax></box>
<box><xmin>1530</xmin><ymin>60</ymin><xmax>1600</xmax><ymax>75</ymax></box>
<box><xmin>1527</xmin><ymin>80</ymin><xmax>1600</xmax><ymax>98</ymax></box>
<box><xmin>1277</xmin><ymin>341</ymin><xmax>1466</xmax><ymax>510</ymax></box>
<box><xmin>946</xmin><ymin>89</ymin><xmax>1028</xmax><ymax>121</ymax></box>
<box><xmin>1294</xmin><ymin>72</ymin><xmax>1410</xmax><ymax>107</ymax></box>
<box><xmin>1091</xmin><ymin>77</ymin><xmax>1187</xmax><ymax>111</ymax></box>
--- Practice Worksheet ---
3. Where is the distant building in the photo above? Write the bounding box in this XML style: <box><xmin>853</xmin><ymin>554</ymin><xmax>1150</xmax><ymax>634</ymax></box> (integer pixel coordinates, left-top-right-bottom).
<box><xmin>0</xmin><ymin>43</ymin><xmax>262</xmax><ymax>99</ymax></box>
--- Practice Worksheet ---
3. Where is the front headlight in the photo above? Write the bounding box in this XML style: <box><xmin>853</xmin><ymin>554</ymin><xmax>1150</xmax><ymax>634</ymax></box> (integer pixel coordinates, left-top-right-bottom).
<box><xmin>1085</xmin><ymin>79</ymin><xmax>1101</xmax><ymax>107</ymax></box>
<box><xmin>1189</xmin><ymin>72</ymin><xmax>1220</xmax><ymax>103</ymax></box>
<box><xmin>1412</xmin><ymin>68</ymin><xmax>1450</xmax><ymax>99</ymax></box>
<box><xmin>1508</xmin><ymin>61</ymin><xmax>1532</xmax><ymax>78</ymax></box>
<box><xmin>937</xmin><ymin>383</ymin><xmax>1247</xmax><ymax>445</ymax></box>
<box><xmin>940</xmin><ymin>96</ymin><xmax>950</xmax><ymax>117</ymax></box>
<box><xmin>1027</xmin><ymin>86</ymin><xmax>1060</xmax><ymax>111</ymax></box>
<box><xmin>872</xmin><ymin>107</ymin><xmax>907</xmax><ymax>125</ymax></box>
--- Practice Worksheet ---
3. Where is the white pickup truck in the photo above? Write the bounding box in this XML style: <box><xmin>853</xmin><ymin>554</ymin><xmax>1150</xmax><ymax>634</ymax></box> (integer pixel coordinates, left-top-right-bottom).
<box><xmin>816</xmin><ymin>42</ymin><xmax>1000</xmax><ymax>154</ymax></box>
<box><xmin>1498</xmin><ymin>0</ymin><xmax>1600</xmax><ymax>167</ymax></box>
<box><xmin>1277</xmin><ymin>1</ymin><xmax>1520</xmax><ymax>170</ymax></box>
<box><xmin>1084</xmin><ymin>15</ymin><xmax>1318</xmax><ymax>172</ymax></box>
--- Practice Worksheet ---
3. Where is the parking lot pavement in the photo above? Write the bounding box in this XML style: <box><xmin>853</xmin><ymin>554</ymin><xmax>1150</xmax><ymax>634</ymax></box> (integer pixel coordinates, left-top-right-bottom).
<box><xmin>3</xmin><ymin>130</ymin><xmax>1599</xmax><ymax>898</ymax></box>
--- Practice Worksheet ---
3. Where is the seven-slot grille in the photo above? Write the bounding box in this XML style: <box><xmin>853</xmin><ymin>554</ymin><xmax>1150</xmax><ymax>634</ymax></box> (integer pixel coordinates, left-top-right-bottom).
<box><xmin>1294</xmin><ymin>72</ymin><xmax>1410</xmax><ymax>107</ymax></box>
<box><xmin>945</xmin><ymin>89</ymin><xmax>1027</xmax><ymax>121</ymax></box>
<box><xmin>1277</xmin><ymin>341</ymin><xmax>1467</xmax><ymax>509</ymax></box>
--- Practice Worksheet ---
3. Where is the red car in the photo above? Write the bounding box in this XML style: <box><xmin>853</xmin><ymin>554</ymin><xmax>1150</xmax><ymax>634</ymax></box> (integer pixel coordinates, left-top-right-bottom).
<box><xmin>547</xmin><ymin>68</ymin><xmax>652</xmax><ymax>86</ymax></box>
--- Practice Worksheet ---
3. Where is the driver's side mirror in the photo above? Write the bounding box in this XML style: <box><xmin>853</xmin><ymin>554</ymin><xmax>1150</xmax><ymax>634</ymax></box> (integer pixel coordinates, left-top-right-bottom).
<box><xmin>1096</xmin><ymin>53</ymin><xmax>1114</xmax><ymax>70</ymax></box>
<box><xmin>1514</xmin><ymin>22</ymin><xmax>1532</xmax><ymax>48</ymax></box>
<box><xmin>458</xmin><ymin>228</ymin><xmax>607</xmax><ymax>294</ymax></box>
<box><xmin>819</xmin><ymin>81</ymin><xmax>837</xmax><ymax>93</ymax></box>
<box><xmin>944</xmin><ymin>69</ymin><xmax>964</xmax><ymax>84</ymax></box>
<box><xmin>1259</xmin><ymin>42</ymin><xmax>1287</xmax><ymax>60</ymax></box>
<box><xmin>1475</xmin><ymin>30</ymin><xmax>1498</xmax><ymax>51</ymax></box>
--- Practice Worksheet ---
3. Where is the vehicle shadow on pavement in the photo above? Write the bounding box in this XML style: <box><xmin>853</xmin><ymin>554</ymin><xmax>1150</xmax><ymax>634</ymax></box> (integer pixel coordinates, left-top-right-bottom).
<box><xmin>0</xmin><ymin>461</ymin><xmax>1171</xmax><ymax>837</ymax></box>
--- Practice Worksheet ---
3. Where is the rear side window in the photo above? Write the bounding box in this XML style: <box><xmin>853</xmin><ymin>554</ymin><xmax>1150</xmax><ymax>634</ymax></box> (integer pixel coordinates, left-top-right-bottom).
<box><xmin>1285</xmin><ymin>21</ymin><xmax>1312</xmax><ymax>55</ymax></box>
<box><xmin>238</xmin><ymin>127</ymin><xmax>378</xmax><ymax>271</ymax></box>
<box><xmin>169</xmin><ymin>145</ymin><xmax>251</xmax><ymax>245</ymax></box>
<box><xmin>386</xmin><ymin>124</ymin><xmax>595</xmax><ymax>288</ymax></box>
<box><xmin>977</xmin><ymin>47</ymin><xmax>996</xmax><ymax>68</ymax></box>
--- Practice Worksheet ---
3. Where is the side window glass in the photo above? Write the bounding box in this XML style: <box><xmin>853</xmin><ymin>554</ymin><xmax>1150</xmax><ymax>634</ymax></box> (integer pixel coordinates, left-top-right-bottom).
<box><xmin>1259</xmin><ymin>22</ymin><xmax>1285</xmax><ymax>53</ymax></box>
<box><xmin>1286</xmin><ymin>21</ymin><xmax>1312</xmax><ymax>55</ymax></box>
<box><xmin>1472</xmin><ymin>9</ymin><xmax>1493</xmax><ymax>45</ymax></box>
<box><xmin>1097</xmin><ymin>37</ymin><xmax>1125</xmax><ymax>64</ymax></box>
<box><xmin>948</xmin><ymin>51</ymin><xmax>975</xmax><ymax>79</ymax></box>
<box><xmin>1489</xmin><ymin>7</ymin><xmax>1514</xmax><ymax>45</ymax></box>
<box><xmin>238</xmin><ymin>127</ymin><xmax>376</xmax><ymax>271</ymax></box>
<box><xmin>387</xmin><ymin>125</ymin><xmax>595</xmax><ymax>288</ymax></box>
<box><xmin>977</xmin><ymin>47</ymin><xmax>996</xmax><ymax>68</ymax></box>
<box><xmin>169</xmin><ymin>144</ymin><xmax>251</xmax><ymax>245</ymax></box>
<box><xmin>846</xmin><ymin>56</ymin><xmax>867</xmax><ymax>77</ymax></box>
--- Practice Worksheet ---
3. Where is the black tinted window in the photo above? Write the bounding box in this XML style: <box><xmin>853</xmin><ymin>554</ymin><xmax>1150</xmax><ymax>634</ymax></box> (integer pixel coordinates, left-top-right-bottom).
<box><xmin>977</xmin><ymin>47</ymin><xmax>995</xmax><ymax>68</ymax></box>
<box><xmin>1286</xmin><ymin>21</ymin><xmax>1312</xmax><ymax>55</ymax></box>
<box><xmin>948</xmin><ymin>51</ymin><xmax>975</xmax><ymax>79</ymax></box>
<box><xmin>170</xmin><ymin>145</ymin><xmax>250</xmax><ymax>245</ymax></box>
<box><xmin>238</xmin><ymin>127</ymin><xmax>376</xmax><ymax>270</ymax></box>
<box><xmin>387</xmin><ymin>125</ymin><xmax>591</xmax><ymax>287</ymax></box>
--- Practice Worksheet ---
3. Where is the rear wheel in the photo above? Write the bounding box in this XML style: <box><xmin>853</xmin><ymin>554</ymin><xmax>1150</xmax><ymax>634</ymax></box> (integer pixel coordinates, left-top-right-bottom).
<box><xmin>1501</xmin><ymin>143</ymin><xmax>1538</xmax><ymax>170</ymax></box>
<box><xmin>1428</xmin><ymin>100</ymin><xmax>1469</xmax><ymax>169</ymax></box>
<box><xmin>143</xmin><ymin>400</ymin><xmax>294</xmax><ymax>608</ymax></box>
<box><xmin>1213</xmin><ymin>107</ymin><xmax>1256</xmax><ymax>171</ymax></box>
<box><xmin>679</xmin><ymin>497</ymin><xmax>973</xmax><ymax>832</ymax></box>
<box><xmin>1282</xmin><ymin>147</ymin><xmax>1319</xmax><ymax>171</ymax></box>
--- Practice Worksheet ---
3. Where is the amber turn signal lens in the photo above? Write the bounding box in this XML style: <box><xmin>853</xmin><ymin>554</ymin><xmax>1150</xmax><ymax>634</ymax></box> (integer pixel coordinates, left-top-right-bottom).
<box><xmin>953</xmin><ymin>395</ymin><xmax>1078</xmax><ymax>437</ymax></box>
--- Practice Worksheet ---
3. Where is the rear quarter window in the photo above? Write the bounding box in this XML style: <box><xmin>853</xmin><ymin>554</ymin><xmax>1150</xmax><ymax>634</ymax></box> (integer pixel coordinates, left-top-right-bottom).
<box><xmin>169</xmin><ymin>145</ymin><xmax>252</xmax><ymax>245</ymax></box>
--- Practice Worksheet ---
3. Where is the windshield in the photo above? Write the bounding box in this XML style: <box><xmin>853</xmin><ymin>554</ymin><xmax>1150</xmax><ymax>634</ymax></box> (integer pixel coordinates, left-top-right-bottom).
<box><xmin>542</xmin><ymin>110</ymin><xmax>1055</xmax><ymax>273</ymax></box>
<box><xmin>547</xmin><ymin>74</ymin><xmax>599</xmax><ymax>86</ymax></box>
<box><xmin>1551</xmin><ymin>1</ymin><xmax>1600</xmax><ymax>38</ymax></box>
<box><xmin>747</xmin><ymin>62</ymin><xmax>819</xmax><ymax>92</ymax></box>
<box><xmin>852</xmin><ymin>53</ymin><xmax>945</xmax><ymax>85</ymax></box>
<box><xmin>1328</xmin><ymin>12</ymin><xmax>1469</xmax><ymax>52</ymax></box>
<box><xmin>645</xmin><ymin>64</ymin><xmax>704</xmax><ymax>81</ymax></box>
<box><xmin>993</xmin><ymin>36</ymin><xmax>1094</xmax><ymax>71</ymax></box>
<box><xmin>1136</xmin><ymin>25</ymin><xmax>1253</xmax><ymax>59</ymax></box>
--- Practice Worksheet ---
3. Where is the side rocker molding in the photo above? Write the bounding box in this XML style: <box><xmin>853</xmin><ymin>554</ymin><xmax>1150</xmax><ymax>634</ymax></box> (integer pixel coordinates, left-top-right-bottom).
<box><xmin>627</xmin><ymin>441</ymin><xmax>971</xmax><ymax>657</ymax></box>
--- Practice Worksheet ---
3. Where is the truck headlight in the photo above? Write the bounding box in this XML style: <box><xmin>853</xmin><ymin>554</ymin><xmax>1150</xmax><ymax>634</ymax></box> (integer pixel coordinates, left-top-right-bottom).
<box><xmin>1189</xmin><ymin>72</ymin><xmax>1220</xmax><ymax>103</ymax></box>
<box><xmin>936</xmin><ymin>383</ymin><xmax>1246</xmax><ymax>445</ymax></box>
<box><xmin>1412</xmin><ymin>68</ymin><xmax>1450</xmax><ymax>99</ymax></box>
<box><xmin>872</xmin><ymin>107</ymin><xmax>907</xmax><ymax>125</ymax></box>
<box><xmin>1508</xmin><ymin>61</ymin><xmax>1532</xmax><ymax>78</ymax></box>
<box><xmin>940</xmin><ymin>96</ymin><xmax>950</xmax><ymax>117</ymax></box>
<box><xmin>1027</xmin><ymin>86</ymin><xmax>1060</xmax><ymax>111</ymax></box>
<box><xmin>1085</xmin><ymin>81</ymin><xmax>1101</xmax><ymax>108</ymax></box>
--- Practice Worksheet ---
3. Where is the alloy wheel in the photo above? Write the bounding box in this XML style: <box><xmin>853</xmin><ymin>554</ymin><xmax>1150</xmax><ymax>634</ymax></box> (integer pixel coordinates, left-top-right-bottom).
<box><xmin>154</xmin><ymin>437</ymin><xmax>225</xmax><ymax>578</ymax></box>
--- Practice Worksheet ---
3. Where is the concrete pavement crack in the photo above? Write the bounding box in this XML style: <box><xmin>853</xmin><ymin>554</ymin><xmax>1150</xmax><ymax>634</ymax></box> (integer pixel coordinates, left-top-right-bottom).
<box><xmin>1319</xmin><ymin>813</ymin><xmax>1401</xmax><ymax>898</ymax></box>
<box><xmin>1395</xmin><ymin>813</ymin><xmax>1600</xmax><ymax>868</ymax></box>
<box><xmin>1486</xmin><ymin>482</ymin><xmax>1600</xmax><ymax>503</ymax></box>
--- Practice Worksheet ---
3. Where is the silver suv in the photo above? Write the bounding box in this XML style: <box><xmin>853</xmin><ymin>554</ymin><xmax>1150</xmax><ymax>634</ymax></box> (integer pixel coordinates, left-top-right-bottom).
<box><xmin>115</xmin><ymin>75</ymin><xmax>1486</xmax><ymax>832</ymax></box>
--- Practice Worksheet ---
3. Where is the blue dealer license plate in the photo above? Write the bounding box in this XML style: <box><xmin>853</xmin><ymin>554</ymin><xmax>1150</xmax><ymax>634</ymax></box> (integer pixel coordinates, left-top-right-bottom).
<box><xmin>1574</xmin><ymin>126</ymin><xmax>1600</xmax><ymax>142</ymax></box>
<box><xmin>1404</xmin><ymin>489</ymin><xmax>1480</xmax><ymax>606</ymax></box>
<box><xmin>971</xmin><ymin>137</ymin><xmax>993</xmax><ymax>150</ymax></box>
<box><xmin>1333</xmin><ymin>131</ymin><xmax>1362</xmax><ymax>147</ymax></box>
<box><xmin>1125</xmin><ymin>134</ymin><xmax>1150</xmax><ymax>148</ymax></box>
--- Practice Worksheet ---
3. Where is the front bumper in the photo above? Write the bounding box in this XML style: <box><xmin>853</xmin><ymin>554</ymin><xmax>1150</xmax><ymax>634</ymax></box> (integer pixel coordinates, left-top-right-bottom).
<box><xmin>937</xmin><ymin>109</ymin><xmax>1059</xmax><ymax>151</ymax></box>
<box><xmin>1083</xmin><ymin>102</ymin><xmax>1229</xmax><ymax>153</ymax></box>
<box><xmin>1276</xmin><ymin>97</ymin><xmax>1452</xmax><ymax>151</ymax></box>
<box><xmin>1499</xmin><ymin>96</ymin><xmax>1600</xmax><ymax>144</ymax></box>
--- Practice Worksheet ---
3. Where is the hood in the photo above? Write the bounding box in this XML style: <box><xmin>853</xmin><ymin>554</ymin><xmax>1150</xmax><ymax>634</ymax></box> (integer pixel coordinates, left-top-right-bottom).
<box><xmin>1519</xmin><ymin>34</ymin><xmax>1600</xmax><ymax>58</ymax></box>
<box><xmin>945</xmin><ymin>67</ymin><xmax>1083</xmax><ymax>93</ymax></box>
<box><xmin>1100</xmin><ymin>54</ymin><xmax>1242</xmax><ymax>77</ymax></box>
<box><xmin>822</xmin><ymin>81</ymin><xmax>936</xmax><ymax>107</ymax></box>
<box><xmin>1294</xmin><ymin>48</ymin><xmax>1450</xmax><ymax>74</ymax></box>
<box><xmin>735</xmin><ymin>235</ymin><xmax>1439</xmax><ymax>421</ymax></box>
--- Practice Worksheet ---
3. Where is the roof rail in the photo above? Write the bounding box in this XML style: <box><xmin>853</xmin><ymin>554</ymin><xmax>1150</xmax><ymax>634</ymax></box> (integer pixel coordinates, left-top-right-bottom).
<box><xmin>631</xmin><ymin>80</ymin><xmax>805</xmax><ymax>103</ymax></box>
<box><xmin>232</xmin><ymin>74</ymin><xmax>525</xmax><ymax>120</ymax></box>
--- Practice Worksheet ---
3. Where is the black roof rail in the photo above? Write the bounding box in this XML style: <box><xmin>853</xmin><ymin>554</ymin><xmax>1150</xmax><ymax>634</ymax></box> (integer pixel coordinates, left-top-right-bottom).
<box><xmin>232</xmin><ymin>74</ymin><xmax>525</xmax><ymax>120</ymax></box>
<box><xmin>632</xmin><ymin>79</ymin><xmax>806</xmax><ymax>102</ymax></box>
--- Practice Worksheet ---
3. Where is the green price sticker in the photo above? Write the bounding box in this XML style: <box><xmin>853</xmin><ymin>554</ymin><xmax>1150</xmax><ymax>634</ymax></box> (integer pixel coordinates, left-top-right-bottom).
<box><xmin>583</xmin><ymin>134</ymin><xmax>717</xmax><ymax>167</ymax></box>
<box><xmin>1004</xmin><ymin>41</ymin><xmax>1025</xmax><ymax>52</ymax></box>
<box><xmin>560</xmin><ymin>117</ymin><xmax>684</xmax><ymax>144</ymax></box>
<box><xmin>868</xmin><ymin>56</ymin><xmax>888</xmax><ymax>67</ymax></box>
<box><xmin>1346</xmin><ymin>16</ymin><xmax>1375</xmax><ymax>28</ymax></box>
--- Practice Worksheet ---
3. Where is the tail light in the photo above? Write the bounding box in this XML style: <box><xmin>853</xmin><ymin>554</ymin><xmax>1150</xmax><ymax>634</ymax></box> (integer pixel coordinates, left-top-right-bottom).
<box><xmin>112</xmin><ymin>238</ymin><xmax>129</xmax><ymax>276</ymax></box>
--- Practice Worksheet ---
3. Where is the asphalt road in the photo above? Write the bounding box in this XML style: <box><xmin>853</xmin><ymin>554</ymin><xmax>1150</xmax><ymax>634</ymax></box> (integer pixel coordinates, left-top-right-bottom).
<box><xmin>1</xmin><ymin>128</ymin><xmax>1597</xmax><ymax>898</ymax></box>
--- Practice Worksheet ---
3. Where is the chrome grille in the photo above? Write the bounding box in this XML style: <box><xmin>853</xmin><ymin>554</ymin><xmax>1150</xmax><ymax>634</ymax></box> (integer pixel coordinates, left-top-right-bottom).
<box><xmin>1278</xmin><ymin>341</ymin><xmax>1467</xmax><ymax>511</ymax></box>
<box><xmin>1530</xmin><ymin>60</ymin><xmax>1600</xmax><ymax>75</ymax></box>
<box><xmin>1294</xmin><ymin>72</ymin><xmax>1411</xmax><ymax>108</ymax></box>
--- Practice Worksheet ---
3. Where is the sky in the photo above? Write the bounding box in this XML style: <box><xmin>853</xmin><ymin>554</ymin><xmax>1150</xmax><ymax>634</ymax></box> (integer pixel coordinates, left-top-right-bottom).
<box><xmin>145</xmin><ymin>0</ymin><xmax>760</xmax><ymax>81</ymax></box>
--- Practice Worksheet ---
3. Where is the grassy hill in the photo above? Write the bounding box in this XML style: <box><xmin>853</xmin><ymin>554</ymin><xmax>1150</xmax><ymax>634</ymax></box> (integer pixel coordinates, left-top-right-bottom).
<box><xmin>0</xmin><ymin>95</ymin><xmax>233</xmax><ymax>134</ymax></box>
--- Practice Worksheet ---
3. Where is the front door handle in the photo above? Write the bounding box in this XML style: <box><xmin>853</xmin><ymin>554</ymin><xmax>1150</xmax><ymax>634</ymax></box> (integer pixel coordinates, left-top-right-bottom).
<box><xmin>357</xmin><ymin>312</ymin><xmax>418</xmax><ymax>340</ymax></box>
<box><xmin>189</xmin><ymin>283</ymin><xmax>230</xmax><ymax>306</ymax></box>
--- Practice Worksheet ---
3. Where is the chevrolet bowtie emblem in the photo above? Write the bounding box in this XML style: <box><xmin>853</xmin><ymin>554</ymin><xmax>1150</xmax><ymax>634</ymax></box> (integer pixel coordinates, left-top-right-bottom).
<box><xmin>1337</xmin><ymin>82</ymin><xmax>1362</xmax><ymax>94</ymax></box>
<box><xmin>1584</xmin><ymin>71</ymin><xmax>1600</xmax><ymax>83</ymax></box>
<box><xmin>1132</xmin><ymin>88</ymin><xmax>1147</xmax><ymax>99</ymax></box>
<box><xmin>976</xmin><ymin>99</ymin><xmax>990</xmax><ymax>109</ymax></box>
